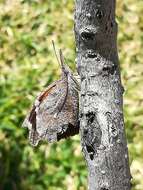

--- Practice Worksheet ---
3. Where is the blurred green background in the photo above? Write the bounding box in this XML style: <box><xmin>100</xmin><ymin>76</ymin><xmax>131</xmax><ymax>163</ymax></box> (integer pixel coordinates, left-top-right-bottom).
<box><xmin>0</xmin><ymin>0</ymin><xmax>143</xmax><ymax>190</ymax></box>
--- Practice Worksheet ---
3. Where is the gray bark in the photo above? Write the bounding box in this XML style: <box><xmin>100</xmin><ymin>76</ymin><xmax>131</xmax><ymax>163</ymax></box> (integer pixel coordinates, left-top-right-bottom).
<box><xmin>74</xmin><ymin>0</ymin><xmax>131</xmax><ymax>190</ymax></box>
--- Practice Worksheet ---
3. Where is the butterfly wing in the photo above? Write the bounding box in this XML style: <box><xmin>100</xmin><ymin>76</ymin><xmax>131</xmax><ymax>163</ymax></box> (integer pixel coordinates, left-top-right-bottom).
<box><xmin>22</xmin><ymin>77</ymin><xmax>74</xmax><ymax>145</ymax></box>
<box><xmin>35</xmin><ymin>77</ymin><xmax>69</xmax><ymax>143</ymax></box>
<box><xmin>22</xmin><ymin>80</ymin><xmax>60</xmax><ymax>146</ymax></box>
<box><xmin>22</xmin><ymin>49</ymin><xmax>80</xmax><ymax>146</ymax></box>
<box><xmin>33</xmin><ymin>72</ymin><xmax>80</xmax><ymax>144</ymax></box>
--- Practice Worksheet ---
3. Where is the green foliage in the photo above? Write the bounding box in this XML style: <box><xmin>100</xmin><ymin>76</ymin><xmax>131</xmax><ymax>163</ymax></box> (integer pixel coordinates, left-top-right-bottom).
<box><xmin>0</xmin><ymin>0</ymin><xmax>143</xmax><ymax>189</ymax></box>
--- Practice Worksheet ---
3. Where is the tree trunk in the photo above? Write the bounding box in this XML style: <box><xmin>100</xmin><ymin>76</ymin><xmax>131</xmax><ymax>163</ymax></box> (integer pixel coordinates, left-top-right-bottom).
<box><xmin>74</xmin><ymin>0</ymin><xmax>131</xmax><ymax>190</ymax></box>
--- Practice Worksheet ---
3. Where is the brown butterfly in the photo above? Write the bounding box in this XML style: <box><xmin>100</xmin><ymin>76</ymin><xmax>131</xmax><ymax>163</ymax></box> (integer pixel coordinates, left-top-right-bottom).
<box><xmin>22</xmin><ymin>42</ymin><xmax>80</xmax><ymax>146</ymax></box>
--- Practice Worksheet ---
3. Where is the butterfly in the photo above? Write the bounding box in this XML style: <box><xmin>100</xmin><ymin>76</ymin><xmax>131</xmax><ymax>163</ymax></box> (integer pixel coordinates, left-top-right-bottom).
<box><xmin>22</xmin><ymin>42</ymin><xmax>80</xmax><ymax>146</ymax></box>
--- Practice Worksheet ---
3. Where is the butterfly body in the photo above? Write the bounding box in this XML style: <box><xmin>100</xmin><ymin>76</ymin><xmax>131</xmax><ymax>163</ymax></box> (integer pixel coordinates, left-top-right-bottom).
<box><xmin>22</xmin><ymin>48</ymin><xmax>80</xmax><ymax>146</ymax></box>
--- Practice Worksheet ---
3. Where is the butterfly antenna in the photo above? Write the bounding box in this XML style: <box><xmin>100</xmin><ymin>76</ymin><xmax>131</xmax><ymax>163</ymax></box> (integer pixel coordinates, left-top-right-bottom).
<box><xmin>59</xmin><ymin>49</ymin><xmax>65</xmax><ymax>70</ymax></box>
<box><xmin>52</xmin><ymin>40</ymin><xmax>61</xmax><ymax>67</ymax></box>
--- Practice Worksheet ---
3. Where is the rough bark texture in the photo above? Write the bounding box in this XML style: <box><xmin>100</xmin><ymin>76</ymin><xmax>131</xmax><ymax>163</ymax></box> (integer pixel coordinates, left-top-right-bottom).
<box><xmin>74</xmin><ymin>0</ymin><xmax>131</xmax><ymax>190</ymax></box>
